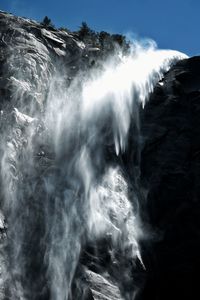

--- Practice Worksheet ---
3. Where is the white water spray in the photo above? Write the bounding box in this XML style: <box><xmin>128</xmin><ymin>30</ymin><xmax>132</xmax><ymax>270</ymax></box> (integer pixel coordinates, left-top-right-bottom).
<box><xmin>0</xmin><ymin>38</ymin><xmax>187</xmax><ymax>300</ymax></box>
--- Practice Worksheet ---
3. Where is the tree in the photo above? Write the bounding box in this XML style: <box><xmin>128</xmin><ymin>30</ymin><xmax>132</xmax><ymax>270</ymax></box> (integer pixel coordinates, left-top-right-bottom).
<box><xmin>112</xmin><ymin>34</ymin><xmax>126</xmax><ymax>47</ymax></box>
<box><xmin>78</xmin><ymin>22</ymin><xmax>94</xmax><ymax>38</ymax></box>
<box><xmin>99</xmin><ymin>31</ymin><xmax>110</xmax><ymax>43</ymax></box>
<box><xmin>41</xmin><ymin>16</ymin><xmax>54</xmax><ymax>28</ymax></box>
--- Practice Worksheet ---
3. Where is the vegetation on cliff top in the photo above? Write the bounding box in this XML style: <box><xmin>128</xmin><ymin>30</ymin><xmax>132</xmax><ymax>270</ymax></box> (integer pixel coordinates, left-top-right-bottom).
<box><xmin>41</xmin><ymin>17</ymin><xmax>130</xmax><ymax>54</ymax></box>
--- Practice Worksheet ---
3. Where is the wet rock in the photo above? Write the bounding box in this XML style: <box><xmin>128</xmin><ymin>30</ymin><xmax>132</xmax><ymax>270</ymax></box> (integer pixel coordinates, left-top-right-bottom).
<box><xmin>85</xmin><ymin>270</ymin><xmax>122</xmax><ymax>300</ymax></box>
<box><xmin>0</xmin><ymin>11</ymin><xmax>85</xmax><ymax>115</ymax></box>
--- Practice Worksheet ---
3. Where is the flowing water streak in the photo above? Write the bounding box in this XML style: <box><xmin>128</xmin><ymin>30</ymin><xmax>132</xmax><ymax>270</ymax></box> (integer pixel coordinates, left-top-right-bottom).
<box><xmin>43</xmin><ymin>44</ymin><xmax>187</xmax><ymax>299</ymax></box>
<box><xmin>81</xmin><ymin>46</ymin><xmax>187</xmax><ymax>153</ymax></box>
<box><xmin>0</xmin><ymin>42</ymin><xmax>187</xmax><ymax>300</ymax></box>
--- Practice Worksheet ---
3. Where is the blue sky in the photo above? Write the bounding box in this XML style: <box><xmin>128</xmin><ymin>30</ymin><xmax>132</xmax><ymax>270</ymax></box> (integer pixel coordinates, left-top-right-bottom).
<box><xmin>0</xmin><ymin>0</ymin><xmax>199</xmax><ymax>56</ymax></box>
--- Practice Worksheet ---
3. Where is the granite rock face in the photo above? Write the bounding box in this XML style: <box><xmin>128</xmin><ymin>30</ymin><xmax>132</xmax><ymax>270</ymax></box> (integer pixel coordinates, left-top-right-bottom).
<box><xmin>0</xmin><ymin>11</ymin><xmax>87</xmax><ymax>113</ymax></box>
<box><xmin>0</xmin><ymin>11</ymin><xmax>138</xmax><ymax>300</ymax></box>
<box><xmin>0</xmin><ymin>11</ymin><xmax>97</xmax><ymax>300</ymax></box>
<box><xmin>139</xmin><ymin>57</ymin><xmax>200</xmax><ymax>300</ymax></box>
<box><xmin>0</xmin><ymin>10</ymin><xmax>199</xmax><ymax>300</ymax></box>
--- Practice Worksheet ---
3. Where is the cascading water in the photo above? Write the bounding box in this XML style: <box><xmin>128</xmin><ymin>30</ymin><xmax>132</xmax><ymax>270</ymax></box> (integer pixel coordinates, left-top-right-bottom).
<box><xmin>0</xmin><ymin>30</ymin><xmax>187</xmax><ymax>300</ymax></box>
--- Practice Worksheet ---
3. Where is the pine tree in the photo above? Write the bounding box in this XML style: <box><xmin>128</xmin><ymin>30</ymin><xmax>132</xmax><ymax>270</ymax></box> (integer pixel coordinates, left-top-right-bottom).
<box><xmin>41</xmin><ymin>16</ymin><xmax>54</xmax><ymax>28</ymax></box>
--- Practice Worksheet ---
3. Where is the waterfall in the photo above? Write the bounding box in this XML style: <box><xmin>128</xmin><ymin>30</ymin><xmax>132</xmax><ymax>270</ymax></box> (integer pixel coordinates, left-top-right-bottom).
<box><xmin>0</xmin><ymin>39</ymin><xmax>187</xmax><ymax>300</ymax></box>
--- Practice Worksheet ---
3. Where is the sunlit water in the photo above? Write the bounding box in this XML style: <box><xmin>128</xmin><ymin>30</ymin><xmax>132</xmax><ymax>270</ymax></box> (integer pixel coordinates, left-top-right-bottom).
<box><xmin>0</xmin><ymin>41</ymin><xmax>187</xmax><ymax>300</ymax></box>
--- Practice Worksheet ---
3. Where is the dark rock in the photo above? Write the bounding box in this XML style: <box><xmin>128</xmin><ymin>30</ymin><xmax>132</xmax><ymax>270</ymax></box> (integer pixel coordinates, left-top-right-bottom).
<box><xmin>140</xmin><ymin>56</ymin><xmax>200</xmax><ymax>300</ymax></box>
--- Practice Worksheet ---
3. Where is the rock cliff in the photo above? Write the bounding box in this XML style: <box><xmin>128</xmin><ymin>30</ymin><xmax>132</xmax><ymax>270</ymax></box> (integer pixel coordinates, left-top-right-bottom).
<box><xmin>0</xmin><ymin>10</ymin><xmax>199</xmax><ymax>300</ymax></box>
